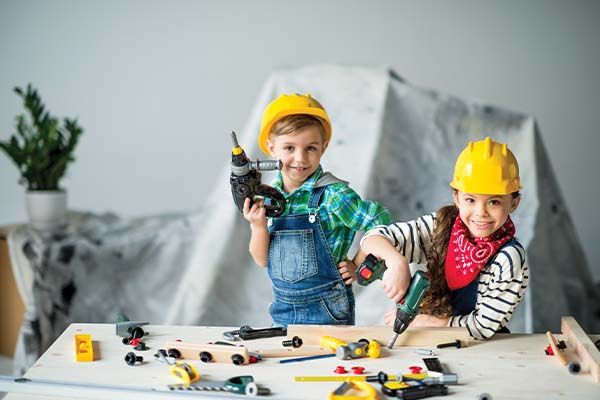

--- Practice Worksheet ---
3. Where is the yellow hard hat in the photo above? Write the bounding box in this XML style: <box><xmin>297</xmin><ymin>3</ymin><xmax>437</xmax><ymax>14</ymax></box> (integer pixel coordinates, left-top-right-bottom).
<box><xmin>258</xmin><ymin>93</ymin><xmax>332</xmax><ymax>155</ymax></box>
<box><xmin>450</xmin><ymin>137</ymin><xmax>520</xmax><ymax>195</ymax></box>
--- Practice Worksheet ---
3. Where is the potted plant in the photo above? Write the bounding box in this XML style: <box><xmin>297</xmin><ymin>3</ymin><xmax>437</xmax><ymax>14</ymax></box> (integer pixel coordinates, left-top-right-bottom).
<box><xmin>0</xmin><ymin>84</ymin><xmax>83</xmax><ymax>230</ymax></box>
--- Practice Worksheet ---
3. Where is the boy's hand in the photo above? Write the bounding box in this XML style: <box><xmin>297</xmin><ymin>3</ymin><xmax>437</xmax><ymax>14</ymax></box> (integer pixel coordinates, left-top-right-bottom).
<box><xmin>381</xmin><ymin>255</ymin><xmax>411</xmax><ymax>303</ymax></box>
<box><xmin>243</xmin><ymin>197</ymin><xmax>267</xmax><ymax>229</ymax></box>
<box><xmin>337</xmin><ymin>259</ymin><xmax>356</xmax><ymax>285</ymax></box>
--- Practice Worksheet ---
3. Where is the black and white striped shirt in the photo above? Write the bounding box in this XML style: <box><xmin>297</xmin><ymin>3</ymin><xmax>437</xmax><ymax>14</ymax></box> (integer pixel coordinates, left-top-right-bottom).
<box><xmin>360</xmin><ymin>213</ymin><xmax>528</xmax><ymax>340</ymax></box>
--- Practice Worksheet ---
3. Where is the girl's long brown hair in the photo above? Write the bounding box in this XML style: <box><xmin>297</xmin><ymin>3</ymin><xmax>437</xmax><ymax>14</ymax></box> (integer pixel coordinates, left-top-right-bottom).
<box><xmin>420</xmin><ymin>204</ymin><xmax>457</xmax><ymax>317</ymax></box>
<box><xmin>420</xmin><ymin>192</ymin><xmax>520</xmax><ymax>317</ymax></box>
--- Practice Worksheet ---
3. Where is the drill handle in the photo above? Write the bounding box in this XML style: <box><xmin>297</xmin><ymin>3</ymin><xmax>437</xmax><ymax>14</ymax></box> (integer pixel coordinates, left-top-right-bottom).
<box><xmin>255</xmin><ymin>184</ymin><xmax>286</xmax><ymax>217</ymax></box>
<box><xmin>397</xmin><ymin>270</ymin><xmax>431</xmax><ymax>316</ymax></box>
<box><xmin>356</xmin><ymin>254</ymin><xmax>387</xmax><ymax>286</ymax></box>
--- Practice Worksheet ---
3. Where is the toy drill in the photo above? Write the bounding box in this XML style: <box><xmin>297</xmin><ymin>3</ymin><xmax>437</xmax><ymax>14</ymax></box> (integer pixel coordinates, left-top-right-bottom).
<box><xmin>230</xmin><ymin>131</ymin><xmax>286</xmax><ymax>217</ymax></box>
<box><xmin>357</xmin><ymin>254</ymin><xmax>431</xmax><ymax>349</ymax></box>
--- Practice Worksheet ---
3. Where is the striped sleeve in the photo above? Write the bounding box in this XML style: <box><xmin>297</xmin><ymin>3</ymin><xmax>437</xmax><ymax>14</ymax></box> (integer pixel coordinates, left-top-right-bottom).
<box><xmin>448</xmin><ymin>242</ymin><xmax>529</xmax><ymax>340</ymax></box>
<box><xmin>360</xmin><ymin>213</ymin><xmax>436</xmax><ymax>264</ymax></box>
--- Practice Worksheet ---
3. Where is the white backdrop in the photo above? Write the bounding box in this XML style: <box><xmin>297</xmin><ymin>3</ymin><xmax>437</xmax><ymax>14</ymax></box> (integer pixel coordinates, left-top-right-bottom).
<box><xmin>1</xmin><ymin>1</ymin><xmax>599</xmax><ymax>283</ymax></box>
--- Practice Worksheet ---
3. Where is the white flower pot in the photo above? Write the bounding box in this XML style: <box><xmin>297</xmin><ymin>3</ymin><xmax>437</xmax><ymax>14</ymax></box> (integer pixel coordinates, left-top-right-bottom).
<box><xmin>25</xmin><ymin>190</ymin><xmax>67</xmax><ymax>231</ymax></box>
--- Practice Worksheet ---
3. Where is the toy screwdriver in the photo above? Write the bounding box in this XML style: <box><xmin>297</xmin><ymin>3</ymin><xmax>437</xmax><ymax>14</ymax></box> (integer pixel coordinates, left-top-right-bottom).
<box><xmin>357</xmin><ymin>254</ymin><xmax>431</xmax><ymax>349</ymax></box>
<box><xmin>230</xmin><ymin>131</ymin><xmax>286</xmax><ymax>217</ymax></box>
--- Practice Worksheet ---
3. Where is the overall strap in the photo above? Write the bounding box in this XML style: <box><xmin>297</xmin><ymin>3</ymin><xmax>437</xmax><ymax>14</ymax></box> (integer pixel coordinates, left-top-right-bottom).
<box><xmin>308</xmin><ymin>186</ymin><xmax>328</xmax><ymax>209</ymax></box>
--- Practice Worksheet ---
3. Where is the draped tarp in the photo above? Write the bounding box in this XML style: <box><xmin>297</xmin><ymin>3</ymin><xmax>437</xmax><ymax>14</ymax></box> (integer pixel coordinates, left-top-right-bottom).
<box><xmin>8</xmin><ymin>65</ymin><xmax>598</xmax><ymax>375</ymax></box>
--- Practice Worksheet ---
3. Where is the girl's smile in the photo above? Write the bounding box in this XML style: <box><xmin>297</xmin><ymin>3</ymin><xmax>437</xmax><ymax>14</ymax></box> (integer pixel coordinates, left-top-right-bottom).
<box><xmin>453</xmin><ymin>191</ymin><xmax>520</xmax><ymax>238</ymax></box>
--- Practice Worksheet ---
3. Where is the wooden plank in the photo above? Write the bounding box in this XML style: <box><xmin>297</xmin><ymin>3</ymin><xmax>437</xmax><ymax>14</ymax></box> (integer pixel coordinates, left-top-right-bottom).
<box><xmin>253</xmin><ymin>346</ymin><xmax>332</xmax><ymax>358</ymax></box>
<box><xmin>546</xmin><ymin>331</ymin><xmax>567</xmax><ymax>366</ymax></box>
<box><xmin>164</xmin><ymin>341</ymin><xmax>249</xmax><ymax>365</ymax></box>
<box><xmin>0</xmin><ymin>230</ymin><xmax>25</xmax><ymax>357</ymax></box>
<box><xmin>561</xmin><ymin>316</ymin><xmax>600</xmax><ymax>383</ymax></box>
<box><xmin>287</xmin><ymin>325</ymin><xmax>471</xmax><ymax>347</ymax></box>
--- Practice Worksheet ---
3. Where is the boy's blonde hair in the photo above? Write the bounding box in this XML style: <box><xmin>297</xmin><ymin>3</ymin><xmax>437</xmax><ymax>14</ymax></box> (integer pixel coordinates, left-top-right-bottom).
<box><xmin>269</xmin><ymin>114</ymin><xmax>326</xmax><ymax>141</ymax></box>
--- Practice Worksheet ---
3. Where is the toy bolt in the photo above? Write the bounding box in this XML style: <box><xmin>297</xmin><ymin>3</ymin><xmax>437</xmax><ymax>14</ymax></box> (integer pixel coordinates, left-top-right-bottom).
<box><xmin>568</xmin><ymin>361</ymin><xmax>581</xmax><ymax>375</ymax></box>
<box><xmin>130</xmin><ymin>326</ymin><xmax>146</xmax><ymax>339</ymax></box>
<box><xmin>415</xmin><ymin>348</ymin><xmax>435</xmax><ymax>356</ymax></box>
<box><xmin>124</xmin><ymin>352</ymin><xmax>143</xmax><ymax>366</ymax></box>
<box><xmin>436</xmin><ymin>339</ymin><xmax>462</xmax><ymax>349</ymax></box>
<box><xmin>408</xmin><ymin>366</ymin><xmax>423</xmax><ymax>374</ymax></box>
<box><xmin>350</xmin><ymin>366</ymin><xmax>365</xmax><ymax>374</ymax></box>
<box><xmin>333</xmin><ymin>366</ymin><xmax>348</xmax><ymax>374</ymax></box>
<box><xmin>365</xmin><ymin>371</ymin><xmax>388</xmax><ymax>384</ymax></box>
<box><xmin>134</xmin><ymin>342</ymin><xmax>149</xmax><ymax>351</ymax></box>
<box><xmin>282</xmin><ymin>336</ymin><xmax>303</xmax><ymax>348</ymax></box>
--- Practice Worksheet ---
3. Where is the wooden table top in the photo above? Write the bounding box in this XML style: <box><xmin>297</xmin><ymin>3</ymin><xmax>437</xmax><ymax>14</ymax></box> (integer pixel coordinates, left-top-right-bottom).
<box><xmin>3</xmin><ymin>323</ymin><xmax>600</xmax><ymax>399</ymax></box>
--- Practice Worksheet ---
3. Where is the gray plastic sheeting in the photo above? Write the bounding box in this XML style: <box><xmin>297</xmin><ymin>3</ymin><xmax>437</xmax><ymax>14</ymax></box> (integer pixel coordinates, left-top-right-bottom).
<box><xmin>8</xmin><ymin>65</ymin><xmax>598</xmax><ymax>374</ymax></box>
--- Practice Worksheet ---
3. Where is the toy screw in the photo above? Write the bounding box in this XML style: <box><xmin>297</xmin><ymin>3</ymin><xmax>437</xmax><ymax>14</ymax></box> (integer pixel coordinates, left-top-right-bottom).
<box><xmin>282</xmin><ymin>336</ymin><xmax>303</xmax><ymax>348</ymax></box>
<box><xmin>134</xmin><ymin>342</ymin><xmax>149</xmax><ymax>351</ymax></box>
<box><xmin>124</xmin><ymin>352</ymin><xmax>143</xmax><ymax>366</ymax></box>
<box><xmin>130</xmin><ymin>326</ymin><xmax>146</xmax><ymax>339</ymax></box>
<box><xmin>414</xmin><ymin>348</ymin><xmax>435</xmax><ymax>355</ymax></box>
<box><xmin>436</xmin><ymin>339</ymin><xmax>462</xmax><ymax>349</ymax></box>
<box><xmin>568</xmin><ymin>361</ymin><xmax>581</xmax><ymax>375</ymax></box>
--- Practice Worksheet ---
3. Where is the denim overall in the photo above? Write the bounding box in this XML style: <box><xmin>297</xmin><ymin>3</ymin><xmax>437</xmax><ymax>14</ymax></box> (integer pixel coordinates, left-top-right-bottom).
<box><xmin>449</xmin><ymin>239</ymin><xmax>515</xmax><ymax>334</ymax></box>
<box><xmin>267</xmin><ymin>185</ymin><xmax>355</xmax><ymax>327</ymax></box>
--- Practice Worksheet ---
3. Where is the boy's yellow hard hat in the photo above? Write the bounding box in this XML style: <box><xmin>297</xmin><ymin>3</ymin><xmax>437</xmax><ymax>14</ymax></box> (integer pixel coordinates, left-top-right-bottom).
<box><xmin>450</xmin><ymin>137</ymin><xmax>520</xmax><ymax>195</ymax></box>
<box><xmin>258</xmin><ymin>93</ymin><xmax>332</xmax><ymax>155</ymax></box>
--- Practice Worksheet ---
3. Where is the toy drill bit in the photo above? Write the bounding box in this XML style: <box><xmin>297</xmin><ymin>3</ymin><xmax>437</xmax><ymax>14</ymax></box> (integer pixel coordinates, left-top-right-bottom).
<box><xmin>387</xmin><ymin>271</ymin><xmax>431</xmax><ymax>348</ymax></box>
<box><xmin>357</xmin><ymin>254</ymin><xmax>431</xmax><ymax>349</ymax></box>
<box><xmin>230</xmin><ymin>131</ymin><xmax>285</xmax><ymax>217</ymax></box>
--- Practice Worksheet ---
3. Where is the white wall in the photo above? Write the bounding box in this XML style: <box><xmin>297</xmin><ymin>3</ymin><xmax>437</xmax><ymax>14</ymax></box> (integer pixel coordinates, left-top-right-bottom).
<box><xmin>1</xmin><ymin>0</ymin><xmax>599</xmax><ymax>281</ymax></box>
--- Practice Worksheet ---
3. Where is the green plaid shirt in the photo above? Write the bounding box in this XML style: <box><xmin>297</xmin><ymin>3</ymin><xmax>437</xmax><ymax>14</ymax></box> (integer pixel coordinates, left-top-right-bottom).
<box><xmin>269</xmin><ymin>165</ymin><xmax>392</xmax><ymax>263</ymax></box>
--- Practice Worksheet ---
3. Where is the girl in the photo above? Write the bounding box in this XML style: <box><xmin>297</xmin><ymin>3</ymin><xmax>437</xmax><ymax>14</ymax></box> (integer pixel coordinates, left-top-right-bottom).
<box><xmin>360</xmin><ymin>137</ymin><xmax>528</xmax><ymax>339</ymax></box>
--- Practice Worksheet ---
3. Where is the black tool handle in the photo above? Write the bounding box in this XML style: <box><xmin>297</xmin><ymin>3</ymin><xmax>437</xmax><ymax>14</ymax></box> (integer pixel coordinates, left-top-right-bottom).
<box><xmin>255</xmin><ymin>183</ymin><xmax>285</xmax><ymax>217</ymax></box>
<box><xmin>239</xmin><ymin>325</ymin><xmax>287</xmax><ymax>340</ymax></box>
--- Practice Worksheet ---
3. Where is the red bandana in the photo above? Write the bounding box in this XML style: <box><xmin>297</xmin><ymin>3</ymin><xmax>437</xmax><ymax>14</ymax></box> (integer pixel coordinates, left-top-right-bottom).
<box><xmin>445</xmin><ymin>215</ymin><xmax>515</xmax><ymax>290</ymax></box>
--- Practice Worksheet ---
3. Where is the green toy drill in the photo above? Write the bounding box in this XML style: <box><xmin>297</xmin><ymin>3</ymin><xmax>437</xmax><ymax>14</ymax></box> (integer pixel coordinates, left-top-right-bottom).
<box><xmin>357</xmin><ymin>254</ymin><xmax>431</xmax><ymax>349</ymax></box>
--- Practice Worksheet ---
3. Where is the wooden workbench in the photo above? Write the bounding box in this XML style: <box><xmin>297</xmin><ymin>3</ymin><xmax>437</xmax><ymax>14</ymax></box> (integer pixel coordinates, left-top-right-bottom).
<box><xmin>2</xmin><ymin>323</ymin><xmax>600</xmax><ymax>399</ymax></box>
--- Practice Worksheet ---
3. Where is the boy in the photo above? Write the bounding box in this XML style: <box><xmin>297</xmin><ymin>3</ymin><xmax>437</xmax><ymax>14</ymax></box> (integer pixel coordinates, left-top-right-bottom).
<box><xmin>243</xmin><ymin>93</ymin><xmax>392</xmax><ymax>326</ymax></box>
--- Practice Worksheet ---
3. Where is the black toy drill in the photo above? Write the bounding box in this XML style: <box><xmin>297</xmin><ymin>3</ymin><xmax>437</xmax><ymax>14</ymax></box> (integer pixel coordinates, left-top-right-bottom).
<box><xmin>230</xmin><ymin>131</ymin><xmax>286</xmax><ymax>217</ymax></box>
<box><xmin>357</xmin><ymin>254</ymin><xmax>431</xmax><ymax>349</ymax></box>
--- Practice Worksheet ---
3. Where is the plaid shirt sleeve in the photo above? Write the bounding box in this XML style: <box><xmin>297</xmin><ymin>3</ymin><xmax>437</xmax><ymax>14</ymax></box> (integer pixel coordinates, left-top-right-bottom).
<box><xmin>326</xmin><ymin>184</ymin><xmax>392</xmax><ymax>231</ymax></box>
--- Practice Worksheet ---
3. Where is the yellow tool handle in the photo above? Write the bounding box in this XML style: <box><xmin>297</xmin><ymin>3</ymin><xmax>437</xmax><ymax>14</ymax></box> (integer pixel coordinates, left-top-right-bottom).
<box><xmin>320</xmin><ymin>336</ymin><xmax>348</xmax><ymax>351</ymax></box>
<box><xmin>328</xmin><ymin>380</ymin><xmax>378</xmax><ymax>400</ymax></box>
<box><xmin>367</xmin><ymin>340</ymin><xmax>381</xmax><ymax>359</ymax></box>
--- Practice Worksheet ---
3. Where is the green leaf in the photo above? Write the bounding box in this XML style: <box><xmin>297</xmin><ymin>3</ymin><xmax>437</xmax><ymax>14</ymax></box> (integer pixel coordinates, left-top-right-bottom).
<box><xmin>1</xmin><ymin>84</ymin><xmax>84</xmax><ymax>189</ymax></box>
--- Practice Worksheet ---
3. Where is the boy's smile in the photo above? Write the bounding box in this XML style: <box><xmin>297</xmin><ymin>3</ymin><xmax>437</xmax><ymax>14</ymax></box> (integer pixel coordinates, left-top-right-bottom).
<box><xmin>267</xmin><ymin>125</ymin><xmax>328</xmax><ymax>193</ymax></box>
<box><xmin>453</xmin><ymin>191</ymin><xmax>520</xmax><ymax>238</ymax></box>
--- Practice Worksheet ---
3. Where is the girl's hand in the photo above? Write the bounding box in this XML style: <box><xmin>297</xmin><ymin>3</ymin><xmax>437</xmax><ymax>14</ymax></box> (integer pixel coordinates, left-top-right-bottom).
<box><xmin>337</xmin><ymin>259</ymin><xmax>356</xmax><ymax>285</ymax></box>
<box><xmin>410</xmin><ymin>314</ymin><xmax>450</xmax><ymax>327</ymax></box>
<box><xmin>381</xmin><ymin>255</ymin><xmax>411</xmax><ymax>303</ymax></box>
<box><xmin>243</xmin><ymin>198</ymin><xmax>267</xmax><ymax>229</ymax></box>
